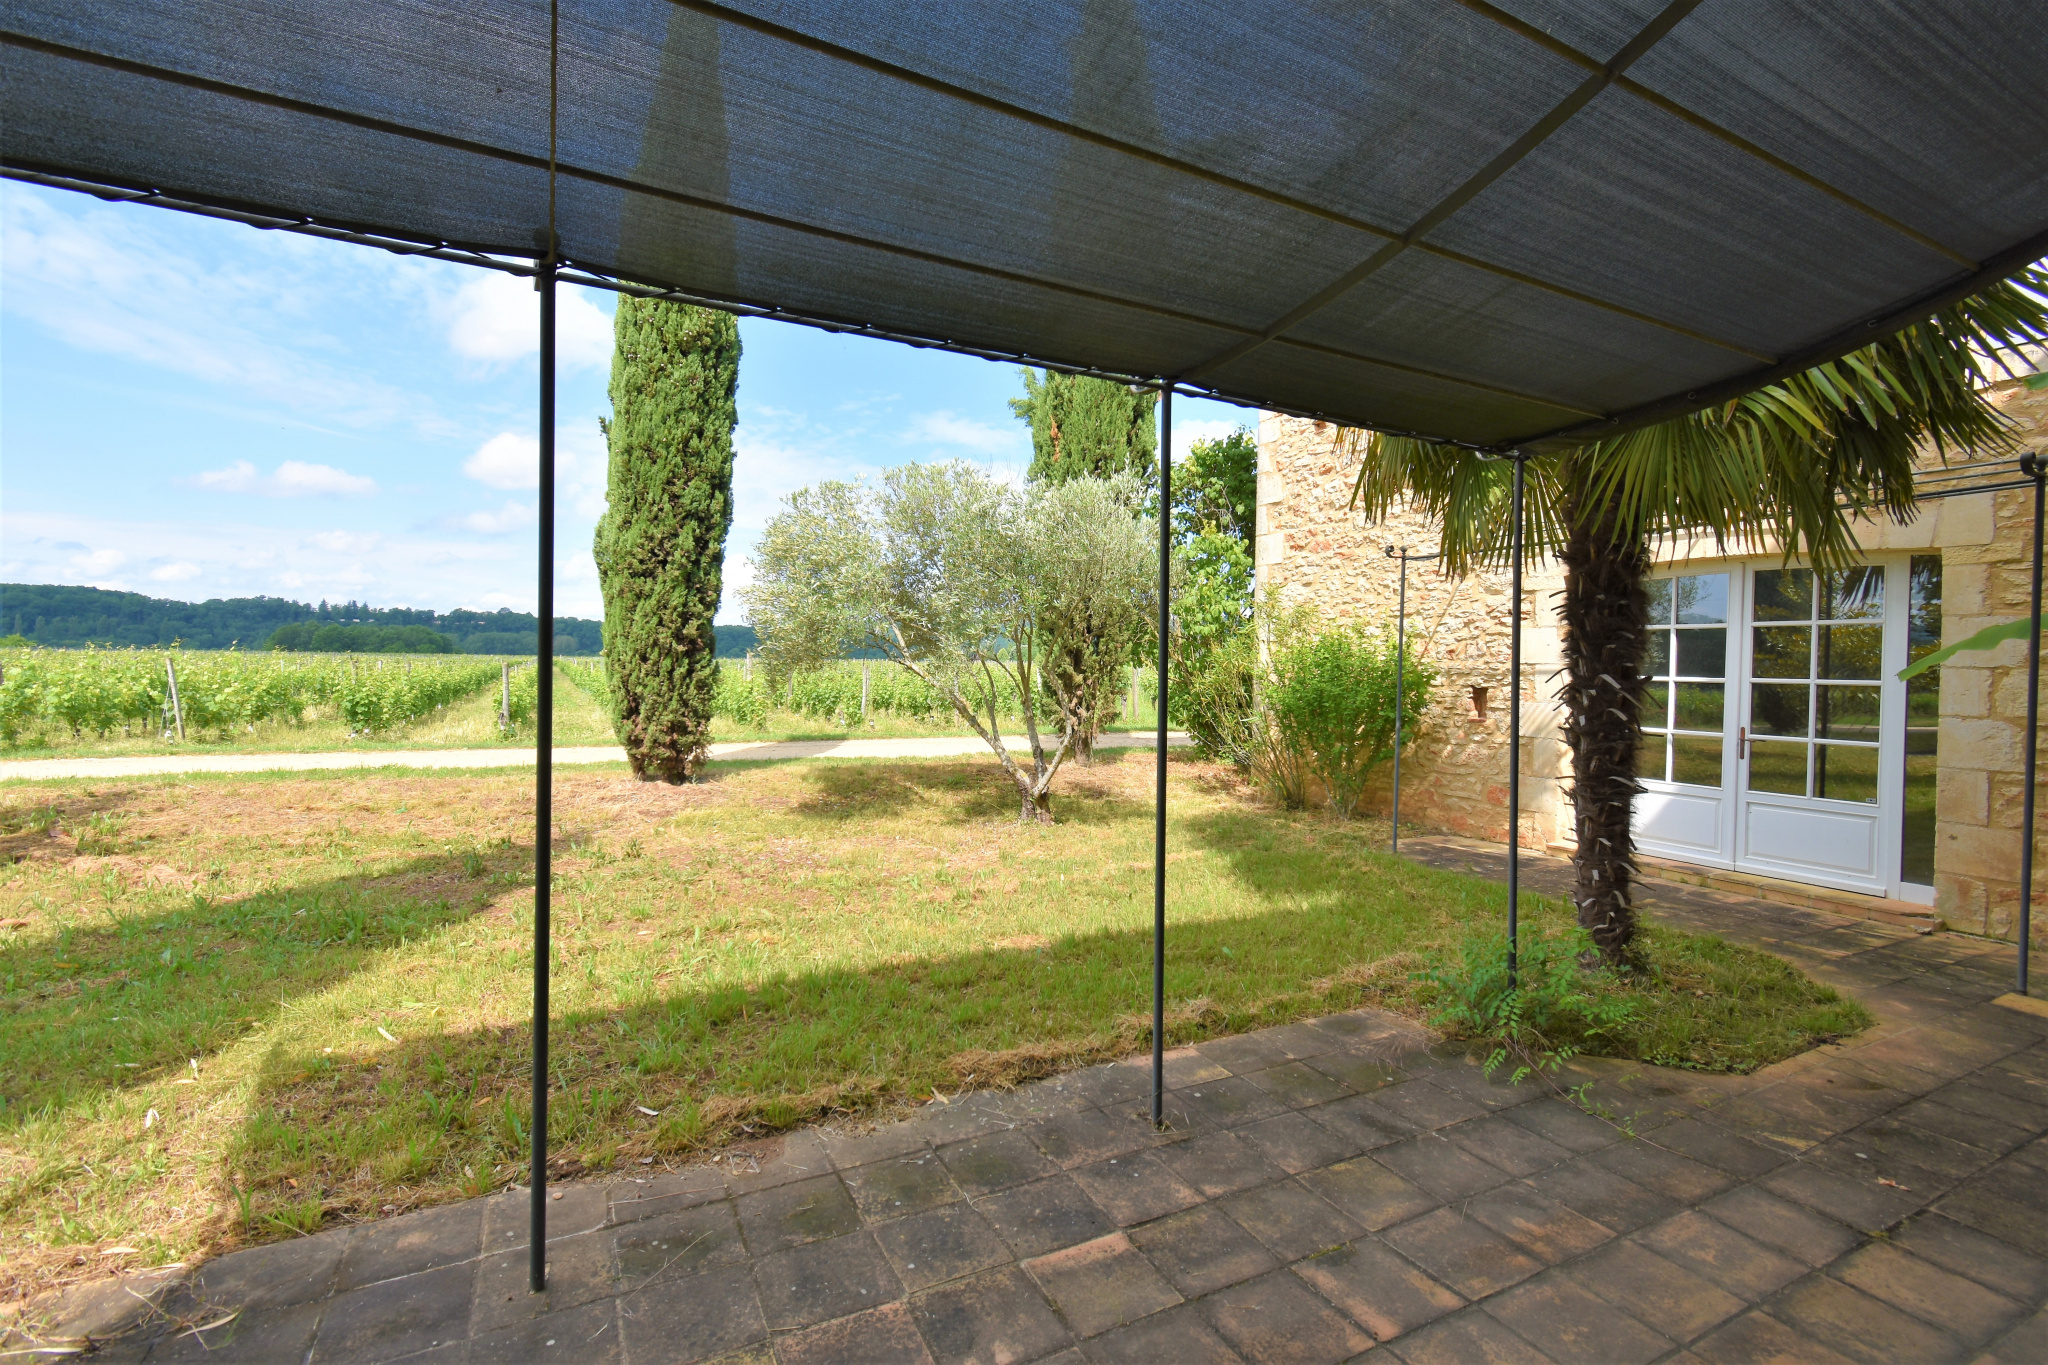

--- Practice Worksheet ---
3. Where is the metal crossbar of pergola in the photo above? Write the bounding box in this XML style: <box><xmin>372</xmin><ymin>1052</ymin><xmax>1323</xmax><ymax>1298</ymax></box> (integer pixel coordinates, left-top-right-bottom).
<box><xmin>8</xmin><ymin>0</ymin><xmax>2047</xmax><ymax>1290</ymax></box>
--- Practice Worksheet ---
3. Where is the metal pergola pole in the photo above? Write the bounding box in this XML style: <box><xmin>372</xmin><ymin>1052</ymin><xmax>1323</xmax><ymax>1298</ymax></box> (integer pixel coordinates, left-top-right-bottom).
<box><xmin>2019</xmin><ymin>453</ymin><xmax>2044</xmax><ymax>995</ymax></box>
<box><xmin>1152</xmin><ymin>386</ymin><xmax>1172</xmax><ymax>1127</ymax></box>
<box><xmin>530</xmin><ymin>0</ymin><xmax>558</xmax><ymax>1295</ymax></box>
<box><xmin>1506</xmin><ymin>454</ymin><xmax>1526</xmax><ymax>989</ymax></box>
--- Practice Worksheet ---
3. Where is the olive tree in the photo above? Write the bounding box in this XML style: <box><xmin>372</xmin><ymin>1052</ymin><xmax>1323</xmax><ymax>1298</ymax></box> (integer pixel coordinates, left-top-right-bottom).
<box><xmin>744</xmin><ymin>463</ymin><xmax>1155</xmax><ymax>821</ymax></box>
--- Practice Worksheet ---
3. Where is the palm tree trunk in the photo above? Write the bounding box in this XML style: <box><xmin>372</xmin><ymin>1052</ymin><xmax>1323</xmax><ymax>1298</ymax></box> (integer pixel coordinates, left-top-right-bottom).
<box><xmin>1557</xmin><ymin>477</ymin><xmax>1652</xmax><ymax>962</ymax></box>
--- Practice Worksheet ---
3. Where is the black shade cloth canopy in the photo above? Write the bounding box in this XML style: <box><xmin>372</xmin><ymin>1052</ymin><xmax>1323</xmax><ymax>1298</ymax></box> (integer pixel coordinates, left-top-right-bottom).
<box><xmin>7</xmin><ymin>0</ymin><xmax>2048</xmax><ymax>449</ymax></box>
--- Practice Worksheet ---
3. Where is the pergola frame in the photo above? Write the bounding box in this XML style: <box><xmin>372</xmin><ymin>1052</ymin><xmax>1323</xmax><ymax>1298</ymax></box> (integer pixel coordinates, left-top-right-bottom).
<box><xmin>10</xmin><ymin>0</ymin><xmax>2048</xmax><ymax>1297</ymax></box>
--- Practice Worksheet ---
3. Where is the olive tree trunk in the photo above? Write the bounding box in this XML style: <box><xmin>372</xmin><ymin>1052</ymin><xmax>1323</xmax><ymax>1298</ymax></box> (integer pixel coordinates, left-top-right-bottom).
<box><xmin>1556</xmin><ymin>478</ymin><xmax>1652</xmax><ymax>962</ymax></box>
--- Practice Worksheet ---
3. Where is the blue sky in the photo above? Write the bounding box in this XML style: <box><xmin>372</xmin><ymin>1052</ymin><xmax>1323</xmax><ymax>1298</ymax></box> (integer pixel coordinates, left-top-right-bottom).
<box><xmin>1</xmin><ymin>181</ymin><xmax>1250</xmax><ymax>623</ymax></box>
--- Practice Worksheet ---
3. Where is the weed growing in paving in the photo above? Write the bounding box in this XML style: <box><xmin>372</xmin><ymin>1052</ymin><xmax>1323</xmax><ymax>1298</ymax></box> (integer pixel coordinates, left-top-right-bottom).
<box><xmin>0</xmin><ymin>755</ymin><xmax>1861</xmax><ymax>1295</ymax></box>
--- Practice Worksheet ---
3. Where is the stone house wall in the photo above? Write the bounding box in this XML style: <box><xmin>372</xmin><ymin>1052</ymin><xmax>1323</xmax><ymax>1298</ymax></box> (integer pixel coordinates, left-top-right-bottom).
<box><xmin>1255</xmin><ymin>386</ymin><xmax>2046</xmax><ymax>939</ymax></box>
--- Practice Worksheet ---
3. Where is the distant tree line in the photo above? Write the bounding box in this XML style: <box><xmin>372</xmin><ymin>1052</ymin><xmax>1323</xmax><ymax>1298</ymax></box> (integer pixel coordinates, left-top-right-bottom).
<box><xmin>2</xmin><ymin>583</ymin><xmax>764</xmax><ymax>658</ymax></box>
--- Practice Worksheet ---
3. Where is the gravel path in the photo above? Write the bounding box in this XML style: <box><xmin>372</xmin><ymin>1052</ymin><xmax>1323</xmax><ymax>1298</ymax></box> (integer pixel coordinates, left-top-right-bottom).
<box><xmin>0</xmin><ymin>730</ymin><xmax>1190</xmax><ymax>782</ymax></box>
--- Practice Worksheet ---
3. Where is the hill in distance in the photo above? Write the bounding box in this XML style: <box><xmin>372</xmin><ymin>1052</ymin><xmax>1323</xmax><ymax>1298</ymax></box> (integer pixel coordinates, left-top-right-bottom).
<box><xmin>0</xmin><ymin>584</ymin><xmax>761</xmax><ymax>658</ymax></box>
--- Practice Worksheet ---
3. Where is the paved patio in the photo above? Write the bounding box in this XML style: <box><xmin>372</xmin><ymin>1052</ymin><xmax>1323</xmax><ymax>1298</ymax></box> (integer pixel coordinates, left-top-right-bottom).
<box><xmin>17</xmin><ymin>838</ymin><xmax>2048</xmax><ymax>1364</ymax></box>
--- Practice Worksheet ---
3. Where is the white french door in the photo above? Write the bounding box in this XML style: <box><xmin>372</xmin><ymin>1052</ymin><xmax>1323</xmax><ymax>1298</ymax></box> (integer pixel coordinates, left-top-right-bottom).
<box><xmin>1634</xmin><ymin>559</ymin><xmax>1911</xmax><ymax>897</ymax></box>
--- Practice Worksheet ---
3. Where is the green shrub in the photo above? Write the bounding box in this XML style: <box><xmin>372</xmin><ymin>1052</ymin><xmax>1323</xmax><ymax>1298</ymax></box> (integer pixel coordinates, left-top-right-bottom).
<box><xmin>1264</xmin><ymin>615</ymin><xmax>1433</xmax><ymax>817</ymax></box>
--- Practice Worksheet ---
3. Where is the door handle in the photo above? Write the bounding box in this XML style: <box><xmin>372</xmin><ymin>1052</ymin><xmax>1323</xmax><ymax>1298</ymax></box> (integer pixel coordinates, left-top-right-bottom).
<box><xmin>1738</xmin><ymin>726</ymin><xmax>1747</xmax><ymax>760</ymax></box>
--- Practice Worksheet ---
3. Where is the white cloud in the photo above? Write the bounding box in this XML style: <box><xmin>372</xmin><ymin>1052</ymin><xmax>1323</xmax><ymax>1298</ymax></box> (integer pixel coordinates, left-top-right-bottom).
<box><xmin>461</xmin><ymin>502</ymin><xmax>538</xmax><ymax>534</ymax></box>
<box><xmin>150</xmin><ymin>562</ymin><xmax>202</xmax><ymax>582</ymax></box>
<box><xmin>73</xmin><ymin>548</ymin><xmax>127</xmax><ymax>574</ymax></box>
<box><xmin>908</xmin><ymin>410</ymin><xmax>1025</xmax><ymax>457</ymax></box>
<box><xmin>445</xmin><ymin>273</ymin><xmax>611</xmax><ymax>370</ymax></box>
<box><xmin>274</xmin><ymin>461</ymin><xmax>378</xmax><ymax>496</ymax></box>
<box><xmin>310</xmin><ymin>530</ymin><xmax>383</xmax><ymax>554</ymax></box>
<box><xmin>464</xmin><ymin>432</ymin><xmax>540</xmax><ymax>490</ymax></box>
<box><xmin>189</xmin><ymin>460</ymin><xmax>377</xmax><ymax>497</ymax></box>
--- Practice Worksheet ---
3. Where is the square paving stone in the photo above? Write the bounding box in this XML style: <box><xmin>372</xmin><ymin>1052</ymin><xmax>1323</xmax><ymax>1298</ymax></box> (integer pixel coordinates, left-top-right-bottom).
<box><xmin>1381</xmin><ymin>1208</ymin><xmax>1542</xmax><ymax>1300</ymax></box>
<box><xmin>1976</xmin><ymin>1306</ymin><xmax>2048</xmax><ymax>1365</ymax></box>
<box><xmin>773</xmin><ymin>1301</ymin><xmax>933</xmax><ymax>1365</ymax></box>
<box><xmin>937</xmin><ymin>1130</ymin><xmax>1061</xmax><ymax>1199</ymax></box>
<box><xmin>1260</xmin><ymin>1021</ymin><xmax>1342</xmax><ymax>1060</ymax></box>
<box><xmin>1380</xmin><ymin>1306</ymin><xmax>1553</xmax><ymax>1365</ymax></box>
<box><xmin>1460</xmin><ymin>1184</ymin><xmax>1612</xmax><ymax>1264</ymax></box>
<box><xmin>1814</xmin><ymin>1120</ymin><xmax>1998</xmax><ymax>1187</ymax></box>
<box><xmin>615</xmin><ymin>1262</ymin><xmax>767</xmax><ymax>1365</ymax></box>
<box><xmin>1632</xmin><ymin>1211</ymin><xmax>1806</xmax><ymax>1302</ymax></box>
<box><xmin>1760</xmin><ymin>1160</ymin><xmax>1925</xmax><ymax>1233</ymax></box>
<box><xmin>1162</xmin><ymin>1047</ymin><xmax>1232</xmax><ymax>1087</ymax></box>
<box><xmin>1029</xmin><ymin>1106</ymin><xmax>1159</xmax><ymax>1169</ymax></box>
<box><xmin>735</xmin><ymin>1174</ymin><xmax>862</xmax><ymax>1255</ymax></box>
<box><xmin>754</xmin><ymin>1229</ymin><xmax>904</xmax><ymax>1330</ymax></box>
<box><xmin>1363</xmin><ymin>1081</ymin><xmax>1493</xmax><ymax>1132</ymax></box>
<box><xmin>1936</xmin><ymin>1172</ymin><xmax>2048</xmax><ymax>1257</ymax></box>
<box><xmin>1372</xmin><ymin>1136</ymin><xmax>1511</xmax><ymax>1201</ymax></box>
<box><xmin>1305</xmin><ymin>1052</ymin><xmax>1403</xmax><ymax>1094</ymax></box>
<box><xmin>1024</xmin><ymin>1231</ymin><xmax>1181</xmax><ymax>1338</ymax></box>
<box><xmin>1128</xmin><ymin>1203</ymin><xmax>1278</xmax><ymax>1297</ymax></box>
<box><xmin>1291</xmin><ymin>1239</ymin><xmax>1463</xmax><ymax>1342</ymax></box>
<box><xmin>1068</xmin><ymin>1152</ymin><xmax>1203</xmax><ymax>1227</ymax></box>
<box><xmin>1585</xmin><ymin>1138</ymin><xmax>1736</xmax><ymax>1203</ymax></box>
<box><xmin>1767</xmin><ymin>1275</ymin><xmax>1967</xmax><ymax>1365</ymax></box>
<box><xmin>1306</xmin><ymin>1093</ymin><xmax>1410</xmax><ymax>1149</ymax></box>
<box><xmin>909</xmin><ymin>1264</ymin><xmax>1072</xmax><ymax>1365</ymax></box>
<box><xmin>1688</xmin><ymin>1309</ymin><xmax>1859</xmax><ymax>1365</ymax></box>
<box><xmin>1830</xmin><ymin>1241</ymin><xmax>2027</xmax><ymax>1345</ymax></box>
<box><xmin>820</xmin><ymin>1123</ymin><xmax>933</xmax><ymax>1170</ymax></box>
<box><xmin>1242</xmin><ymin>1062</ymin><xmax>1353</xmax><ymax>1109</ymax></box>
<box><xmin>606</xmin><ymin>1167</ymin><xmax>730</xmax><ymax>1227</ymax></box>
<box><xmin>1219</xmin><ymin>1179</ymin><xmax>1365</xmax><ymax>1262</ymax></box>
<box><xmin>1421</xmin><ymin>1063</ymin><xmax>1542</xmax><ymax>1113</ymax></box>
<box><xmin>1895</xmin><ymin>1098</ymin><xmax>2035</xmax><ymax>1157</ymax></box>
<box><xmin>1932</xmin><ymin>1080</ymin><xmax>2048</xmax><ymax>1131</ymax></box>
<box><xmin>190</xmin><ymin>1232</ymin><xmax>350</xmax><ymax>1311</ymax></box>
<box><xmin>872</xmin><ymin>1203</ymin><xmax>1014</xmax><ymax>1293</ymax></box>
<box><xmin>1079</xmin><ymin>1302</ymin><xmax>1241</xmax><ymax>1363</ymax></box>
<box><xmin>1235</xmin><ymin>1110</ymin><xmax>1368</xmax><ymax>1174</ymax></box>
<box><xmin>1890</xmin><ymin>1212</ymin><xmax>2048</xmax><ymax>1302</ymax></box>
<box><xmin>1198</xmin><ymin>1032</ymin><xmax>1296</xmax><ymax>1074</ymax></box>
<box><xmin>1524</xmin><ymin>1157</ymin><xmax>1678</xmax><ymax>1234</ymax></box>
<box><xmin>467</xmin><ymin>1297</ymin><xmax>620</xmax><ymax>1365</ymax></box>
<box><xmin>1069</xmin><ymin>1062</ymin><xmax>1158</xmax><ymax>1109</ymax></box>
<box><xmin>1697</xmin><ymin>1186</ymin><xmax>1861</xmax><ymax>1267</ymax></box>
<box><xmin>145</xmin><ymin>1300</ymin><xmax>322</xmax><ymax>1364</ymax></box>
<box><xmin>1175</xmin><ymin>1076</ymin><xmax>1291</xmax><ymax>1128</ymax></box>
<box><xmin>308</xmin><ymin>1261</ymin><xmax>477</xmax><ymax>1363</ymax></box>
<box><xmin>973</xmin><ymin>1175</ymin><xmax>1115</xmax><ymax>1259</ymax></box>
<box><xmin>842</xmin><ymin>1151</ymin><xmax>963</xmax><ymax>1223</ymax></box>
<box><xmin>1559</xmin><ymin>1237</ymin><xmax>1744</xmax><ymax>1343</ymax></box>
<box><xmin>1444</xmin><ymin>1114</ymin><xmax>1574</xmax><ymax>1178</ymax></box>
<box><xmin>729</xmin><ymin>1129</ymin><xmax>835</xmax><ymax>1188</ymax></box>
<box><xmin>1154</xmin><ymin>1129</ymin><xmax>1288</xmax><ymax>1199</ymax></box>
<box><xmin>1646</xmin><ymin>1118</ymin><xmax>1789</xmax><ymax>1178</ymax></box>
<box><xmin>333</xmin><ymin>1200</ymin><xmax>485</xmax><ymax>1292</ymax></box>
<box><xmin>612</xmin><ymin>1201</ymin><xmax>746</xmax><ymax>1285</ymax></box>
<box><xmin>473</xmin><ymin>1232</ymin><xmax>618</xmax><ymax>1334</ymax></box>
<box><xmin>1502</xmin><ymin>1097</ymin><xmax>1625</xmax><ymax>1155</ymax></box>
<box><xmin>1297</xmin><ymin>1156</ymin><xmax>1438</xmax><ymax>1232</ymax></box>
<box><xmin>1481</xmin><ymin>1271</ymin><xmax>1674</xmax><ymax>1365</ymax></box>
<box><xmin>1203</xmin><ymin>1269</ymin><xmax>1374</xmax><ymax>1364</ymax></box>
<box><xmin>483</xmin><ymin>1182</ymin><xmax>609</xmax><ymax>1247</ymax></box>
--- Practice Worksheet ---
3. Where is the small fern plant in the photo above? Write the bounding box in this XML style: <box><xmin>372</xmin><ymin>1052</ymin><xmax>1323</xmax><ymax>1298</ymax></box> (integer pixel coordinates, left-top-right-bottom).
<box><xmin>1413</xmin><ymin>926</ymin><xmax>1634</xmax><ymax>1085</ymax></box>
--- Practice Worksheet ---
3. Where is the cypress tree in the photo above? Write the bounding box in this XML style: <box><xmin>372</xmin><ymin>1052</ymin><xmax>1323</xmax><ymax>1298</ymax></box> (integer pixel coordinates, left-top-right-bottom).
<box><xmin>1009</xmin><ymin>369</ymin><xmax>1157</xmax><ymax>487</ymax></box>
<box><xmin>594</xmin><ymin>297</ymin><xmax>740</xmax><ymax>782</ymax></box>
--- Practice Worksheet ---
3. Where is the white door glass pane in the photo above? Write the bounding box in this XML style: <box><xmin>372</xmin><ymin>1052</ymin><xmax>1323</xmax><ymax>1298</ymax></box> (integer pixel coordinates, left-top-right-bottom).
<box><xmin>1674</xmin><ymin>574</ymin><xmax>1729</xmax><ymax>624</ymax></box>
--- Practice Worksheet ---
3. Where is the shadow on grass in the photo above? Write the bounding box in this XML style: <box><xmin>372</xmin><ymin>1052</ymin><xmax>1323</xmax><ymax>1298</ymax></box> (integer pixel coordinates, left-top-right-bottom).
<box><xmin>0</xmin><ymin>841</ymin><xmax>523</xmax><ymax>1135</ymax></box>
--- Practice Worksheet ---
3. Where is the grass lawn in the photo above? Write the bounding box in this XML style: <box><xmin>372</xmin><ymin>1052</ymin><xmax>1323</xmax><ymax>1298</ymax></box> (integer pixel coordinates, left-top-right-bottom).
<box><xmin>0</xmin><ymin>752</ymin><xmax>1865</xmax><ymax>1297</ymax></box>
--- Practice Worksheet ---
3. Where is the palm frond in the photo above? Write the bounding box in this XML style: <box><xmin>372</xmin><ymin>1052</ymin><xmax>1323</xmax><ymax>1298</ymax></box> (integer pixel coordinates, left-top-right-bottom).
<box><xmin>1349</xmin><ymin>265</ymin><xmax>2048</xmax><ymax>573</ymax></box>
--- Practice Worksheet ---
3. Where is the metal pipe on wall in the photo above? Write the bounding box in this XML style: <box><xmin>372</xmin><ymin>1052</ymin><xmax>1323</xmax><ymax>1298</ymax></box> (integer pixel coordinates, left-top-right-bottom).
<box><xmin>529</xmin><ymin>261</ymin><xmax>556</xmax><ymax>1293</ymax></box>
<box><xmin>2019</xmin><ymin>453</ymin><xmax>2044</xmax><ymax>995</ymax></box>
<box><xmin>1506</xmin><ymin>455</ymin><xmax>1526</xmax><ymax>989</ymax></box>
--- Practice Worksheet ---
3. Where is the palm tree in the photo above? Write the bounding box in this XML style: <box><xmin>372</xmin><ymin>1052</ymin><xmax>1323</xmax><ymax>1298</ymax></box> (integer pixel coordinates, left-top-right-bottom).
<box><xmin>1349</xmin><ymin>268</ymin><xmax>2048</xmax><ymax>964</ymax></box>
